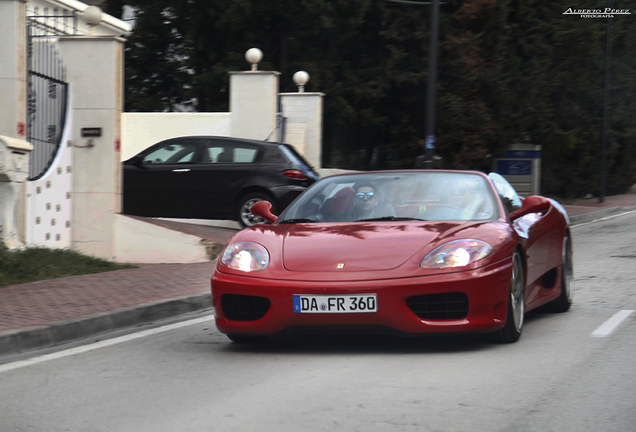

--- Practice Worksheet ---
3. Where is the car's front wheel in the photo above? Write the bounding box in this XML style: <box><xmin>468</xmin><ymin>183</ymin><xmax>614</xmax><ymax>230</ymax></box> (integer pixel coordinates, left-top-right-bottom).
<box><xmin>491</xmin><ymin>251</ymin><xmax>525</xmax><ymax>343</ymax></box>
<box><xmin>236</xmin><ymin>192</ymin><xmax>276</xmax><ymax>227</ymax></box>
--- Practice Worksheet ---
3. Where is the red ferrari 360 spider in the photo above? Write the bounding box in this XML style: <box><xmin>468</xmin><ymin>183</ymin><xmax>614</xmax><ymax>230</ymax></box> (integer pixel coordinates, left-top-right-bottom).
<box><xmin>211</xmin><ymin>170</ymin><xmax>573</xmax><ymax>343</ymax></box>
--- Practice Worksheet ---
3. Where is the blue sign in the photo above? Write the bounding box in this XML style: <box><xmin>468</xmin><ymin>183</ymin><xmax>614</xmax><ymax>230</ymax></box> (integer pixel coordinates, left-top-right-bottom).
<box><xmin>497</xmin><ymin>160</ymin><xmax>532</xmax><ymax>176</ymax></box>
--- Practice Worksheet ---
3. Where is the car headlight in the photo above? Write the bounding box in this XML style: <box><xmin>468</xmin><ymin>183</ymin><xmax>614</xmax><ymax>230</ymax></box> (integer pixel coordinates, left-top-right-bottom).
<box><xmin>220</xmin><ymin>242</ymin><xmax>270</xmax><ymax>272</ymax></box>
<box><xmin>420</xmin><ymin>239</ymin><xmax>493</xmax><ymax>269</ymax></box>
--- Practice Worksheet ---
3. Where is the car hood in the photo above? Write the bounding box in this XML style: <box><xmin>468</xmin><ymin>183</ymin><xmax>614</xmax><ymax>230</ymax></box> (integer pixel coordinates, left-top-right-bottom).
<box><xmin>282</xmin><ymin>222</ymin><xmax>466</xmax><ymax>272</ymax></box>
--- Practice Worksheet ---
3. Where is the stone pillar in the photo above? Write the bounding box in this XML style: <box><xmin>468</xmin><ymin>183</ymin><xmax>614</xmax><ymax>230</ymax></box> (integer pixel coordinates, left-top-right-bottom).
<box><xmin>0</xmin><ymin>0</ymin><xmax>29</xmax><ymax>248</ymax></box>
<box><xmin>229</xmin><ymin>71</ymin><xmax>280</xmax><ymax>141</ymax></box>
<box><xmin>0</xmin><ymin>0</ymin><xmax>28</xmax><ymax>140</ymax></box>
<box><xmin>58</xmin><ymin>35</ymin><xmax>125</xmax><ymax>259</ymax></box>
<box><xmin>280</xmin><ymin>92</ymin><xmax>325</xmax><ymax>169</ymax></box>
<box><xmin>0</xmin><ymin>136</ymin><xmax>32</xmax><ymax>248</ymax></box>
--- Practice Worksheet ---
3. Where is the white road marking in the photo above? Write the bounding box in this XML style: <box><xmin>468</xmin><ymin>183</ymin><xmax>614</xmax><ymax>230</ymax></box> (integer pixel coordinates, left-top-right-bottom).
<box><xmin>0</xmin><ymin>315</ymin><xmax>214</xmax><ymax>374</ymax></box>
<box><xmin>572</xmin><ymin>209</ymin><xmax>636</xmax><ymax>228</ymax></box>
<box><xmin>592</xmin><ymin>310</ymin><xmax>634</xmax><ymax>338</ymax></box>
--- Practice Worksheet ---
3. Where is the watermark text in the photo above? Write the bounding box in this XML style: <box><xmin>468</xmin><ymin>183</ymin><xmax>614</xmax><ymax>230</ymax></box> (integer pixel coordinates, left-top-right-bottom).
<box><xmin>563</xmin><ymin>7</ymin><xmax>632</xmax><ymax>18</ymax></box>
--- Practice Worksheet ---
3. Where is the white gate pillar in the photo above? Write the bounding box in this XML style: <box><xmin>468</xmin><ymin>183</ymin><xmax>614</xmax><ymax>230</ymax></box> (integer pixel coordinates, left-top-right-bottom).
<box><xmin>229</xmin><ymin>50</ymin><xmax>280</xmax><ymax>141</ymax></box>
<box><xmin>0</xmin><ymin>0</ymin><xmax>29</xmax><ymax>248</ymax></box>
<box><xmin>229</xmin><ymin>71</ymin><xmax>281</xmax><ymax>141</ymax></box>
<box><xmin>0</xmin><ymin>136</ymin><xmax>32</xmax><ymax>247</ymax></box>
<box><xmin>280</xmin><ymin>72</ymin><xmax>324</xmax><ymax>169</ymax></box>
<box><xmin>58</xmin><ymin>35</ymin><xmax>125</xmax><ymax>260</ymax></box>
<box><xmin>0</xmin><ymin>0</ymin><xmax>28</xmax><ymax>140</ymax></box>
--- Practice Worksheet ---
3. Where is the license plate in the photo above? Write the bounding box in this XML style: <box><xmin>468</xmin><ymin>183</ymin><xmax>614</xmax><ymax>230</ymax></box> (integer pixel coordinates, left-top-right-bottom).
<box><xmin>293</xmin><ymin>294</ymin><xmax>378</xmax><ymax>313</ymax></box>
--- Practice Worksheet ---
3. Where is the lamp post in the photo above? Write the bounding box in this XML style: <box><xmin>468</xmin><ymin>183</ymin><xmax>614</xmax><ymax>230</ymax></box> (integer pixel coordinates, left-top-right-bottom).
<box><xmin>424</xmin><ymin>0</ymin><xmax>440</xmax><ymax>168</ymax></box>
<box><xmin>386</xmin><ymin>0</ymin><xmax>441</xmax><ymax>168</ymax></box>
<box><xmin>599</xmin><ymin>0</ymin><xmax>613</xmax><ymax>203</ymax></box>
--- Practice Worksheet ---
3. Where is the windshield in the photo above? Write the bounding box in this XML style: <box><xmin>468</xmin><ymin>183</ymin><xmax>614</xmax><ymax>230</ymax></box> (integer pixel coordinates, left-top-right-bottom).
<box><xmin>278</xmin><ymin>171</ymin><xmax>499</xmax><ymax>223</ymax></box>
<box><xmin>488</xmin><ymin>172</ymin><xmax>523</xmax><ymax>215</ymax></box>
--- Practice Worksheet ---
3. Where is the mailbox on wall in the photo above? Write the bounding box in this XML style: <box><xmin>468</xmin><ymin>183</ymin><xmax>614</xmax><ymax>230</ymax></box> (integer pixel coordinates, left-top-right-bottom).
<box><xmin>494</xmin><ymin>143</ymin><xmax>541</xmax><ymax>197</ymax></box>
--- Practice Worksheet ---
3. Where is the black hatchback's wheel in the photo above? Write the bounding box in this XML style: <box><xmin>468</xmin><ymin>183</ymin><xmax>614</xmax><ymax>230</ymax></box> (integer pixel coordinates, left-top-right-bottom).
<box><xmin>236</xmin><ymin>193</ymin><xmax>276</xmax><ymax>227</ymax></box>
<box><xmin>491</xmin><ymin>251</ymin><xmax>525</xmax><ymax>343</ymax></box>
<box><xmin>546</xmin><ymin>234</ymin><xmax>573</xmax><ymax>312</ymax></box>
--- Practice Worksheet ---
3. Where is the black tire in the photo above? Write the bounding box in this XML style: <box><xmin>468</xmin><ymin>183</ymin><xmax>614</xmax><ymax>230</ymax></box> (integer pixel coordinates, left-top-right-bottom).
<box><xmin>236</xmin><ymin>192</ymin><xmax>276</xmax><ymax>228</ymax></box>
<box><xmin>546</xmin><ymin>234</ymin><xmax>573</xmax><ymax>313</ymax></box>
<box><xmin>491</xmin><ymin>251</ymin><xmax>525</xmax><ymax>343</ymax></box>
<box><xmin>227</xmin><ymin>334</ymin><xmax>269</xmax><ymax>344</ymax></box>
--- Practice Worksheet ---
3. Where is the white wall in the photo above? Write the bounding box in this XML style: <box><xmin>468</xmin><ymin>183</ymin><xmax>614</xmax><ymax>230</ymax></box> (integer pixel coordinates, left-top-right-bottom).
<box><xmin>121</xmin><ymin>76</ymin><xmax>326</xmax><ymax>169</ymax></box>
<box><xmin>121</xmin><ymin>72</ymin><xmax>283</xmax><ymax>160</ymax></box>
<box><xmin>25</xmin><ymin>94</ymin><xmax>74</xmax><ymax>248</ymax></box>
<box><xmin>121</xmin><ymin>113</ymin><xmax>231</xmax><ymax>161</ymax></box>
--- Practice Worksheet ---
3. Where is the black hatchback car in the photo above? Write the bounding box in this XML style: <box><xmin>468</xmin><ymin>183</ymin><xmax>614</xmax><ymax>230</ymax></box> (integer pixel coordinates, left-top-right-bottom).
<box><xmin>122</xmin><ymin>136</ymin><xmax>320</xmax><ymax>227</ymax></box>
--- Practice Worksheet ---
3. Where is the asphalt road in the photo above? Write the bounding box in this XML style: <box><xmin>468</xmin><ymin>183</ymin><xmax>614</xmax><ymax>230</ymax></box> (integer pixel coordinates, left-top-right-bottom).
<box><xmin>1</xmin><ymin>211</ymin><xmax>635</xmax><ymax>432</ymax></box>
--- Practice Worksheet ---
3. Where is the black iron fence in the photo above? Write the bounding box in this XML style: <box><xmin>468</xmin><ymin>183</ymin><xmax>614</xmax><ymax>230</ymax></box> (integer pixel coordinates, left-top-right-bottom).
<box><xmin>26</xmin><ymin>8</ymin><xmax>76</xmax><ymax>180</ymax></box>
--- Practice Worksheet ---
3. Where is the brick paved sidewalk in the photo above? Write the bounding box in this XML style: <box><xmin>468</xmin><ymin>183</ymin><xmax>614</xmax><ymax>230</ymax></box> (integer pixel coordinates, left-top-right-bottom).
<box><xmin>0</xmin><ymin>262</ymin><xmax>216</xmax><ymax>333</ymax></box>
<box><xmin>1</xmin><ymin>193</ymin><xmax>635</xmax><ymax>355</ymax></box>
<box><xmin>563</xmin><ymin>193</ymin><xmax>636</xmax><ymax>217</ymax></box>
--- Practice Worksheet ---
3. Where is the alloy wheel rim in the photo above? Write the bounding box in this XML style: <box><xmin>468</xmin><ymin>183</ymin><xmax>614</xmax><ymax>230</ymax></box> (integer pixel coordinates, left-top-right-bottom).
<box><xmin>511</xmin><ymin>253</ymin><xmax>525</xmax><ymax>332</ymax></box>
<box><xmin>241</xmin><ymin>199</ymin><xmax>267</xmax><ymax>226</ymax></box>
<box><xmin>563</xmin><ymin>236</ymin><xmax>574</xmax><ymax>302</ymax></box>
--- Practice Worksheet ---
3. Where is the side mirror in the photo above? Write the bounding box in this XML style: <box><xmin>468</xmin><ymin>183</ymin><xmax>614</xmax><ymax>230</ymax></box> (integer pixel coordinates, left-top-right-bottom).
<box><xmin>251</xmin><ymin>200</ymin><xmax>278</xmax><ymax>224</ymax></box>
<box><xmin>509</xmin><ymin>195</ymin><xmax>551</xmax><ymax>221</ymax></box>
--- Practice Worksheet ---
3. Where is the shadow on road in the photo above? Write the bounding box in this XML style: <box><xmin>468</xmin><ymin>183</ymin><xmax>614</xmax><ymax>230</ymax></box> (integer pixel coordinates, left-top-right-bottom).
<box><xmin>221</xmin><ymin>333</ymin><xmax>497</xmax><ymax>355</ymax></box>
<box><xmin>215</xmin><ymin>308</ymin><xmax>560</xmax><ymax>355</ymax></box>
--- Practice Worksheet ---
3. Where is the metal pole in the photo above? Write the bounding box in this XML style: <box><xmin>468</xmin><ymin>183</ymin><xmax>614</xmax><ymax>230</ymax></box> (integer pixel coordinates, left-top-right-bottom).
<box><xmin>599</xmin><ymin>0</ymin><xmax>613</xmax><ymax>203</ymax></box>
<box><xmin>424</xmin><ymin>0</ymin><xmax>440</xmax><ymax>168</ymax></box>
<box><xmin>385</xmin><ymin>0</ymin><xmax>441</xmax><ymax>168</ymax></box>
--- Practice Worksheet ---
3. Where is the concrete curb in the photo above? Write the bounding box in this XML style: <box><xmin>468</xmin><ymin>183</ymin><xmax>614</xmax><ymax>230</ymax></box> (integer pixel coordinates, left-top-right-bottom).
<box><xmin>569</xmin><ymin>205</ymin><xmax>636</xmax><ymax>225</ymax></box>
<box><xmin>0</xmin><ymin>293</ymin><xmax>211</xmax><ymax>355</ymax></box>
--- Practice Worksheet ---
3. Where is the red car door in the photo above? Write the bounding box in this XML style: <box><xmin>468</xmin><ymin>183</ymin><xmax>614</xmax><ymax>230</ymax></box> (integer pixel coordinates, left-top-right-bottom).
<box><xmin>520</xmin><ymin>206</ymin><xmax>563</xmax><ymax>306</ymax></box>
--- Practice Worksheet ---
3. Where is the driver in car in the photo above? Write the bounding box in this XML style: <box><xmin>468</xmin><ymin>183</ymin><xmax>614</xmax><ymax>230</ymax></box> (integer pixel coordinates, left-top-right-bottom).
<box><xmin>350</xmin><ymin>183</ymin><xmax>396</xmax><ymax>220</ymax></box>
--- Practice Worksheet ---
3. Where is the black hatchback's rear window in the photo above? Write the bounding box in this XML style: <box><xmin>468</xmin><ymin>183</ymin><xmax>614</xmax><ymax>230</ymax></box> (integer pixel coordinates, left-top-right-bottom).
<box><xmin>278</xmin><ymin>144</ymin><xmax>315</xmax><ymax>173</ymax></box>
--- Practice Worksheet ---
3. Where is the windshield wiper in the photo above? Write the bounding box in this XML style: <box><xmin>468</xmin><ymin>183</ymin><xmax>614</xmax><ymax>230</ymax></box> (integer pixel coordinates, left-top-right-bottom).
<box><xmin>354</xmin><ymin>216</ymin><xmax>426</xmax><ymax>222</ymax></box>
<box><xmin>278</xmin><ymin>218</ymin><xmax>316</xmax><ymax>224</ymax></box>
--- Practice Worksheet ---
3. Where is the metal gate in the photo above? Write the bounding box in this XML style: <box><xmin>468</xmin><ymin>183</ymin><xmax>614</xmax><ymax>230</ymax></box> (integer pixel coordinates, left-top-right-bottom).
<box><xmin>26</xmin><ymin>9</ymin><xmax>76</xmax><ymax>180</ymax></box>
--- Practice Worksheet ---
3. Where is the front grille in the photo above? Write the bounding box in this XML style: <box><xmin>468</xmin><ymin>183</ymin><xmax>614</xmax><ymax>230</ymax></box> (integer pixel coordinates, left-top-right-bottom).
<box><xmin>221</xmin><ymin>294</ymin><xmax>271</xmax><ymax>321</ymax></box>
<box><xmin>406</xmin><ymin>292</ymin><xmax>469</xmax><ymax>320</ymax></box>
